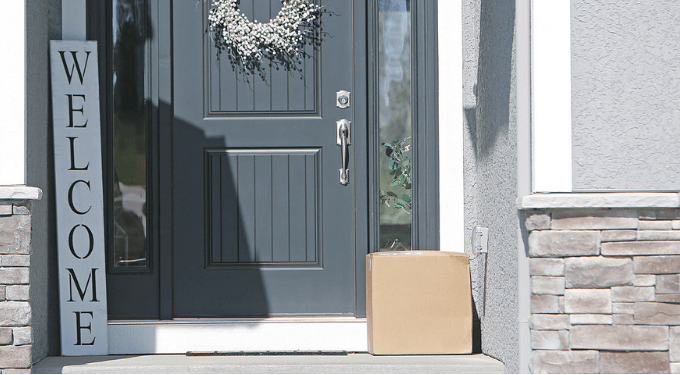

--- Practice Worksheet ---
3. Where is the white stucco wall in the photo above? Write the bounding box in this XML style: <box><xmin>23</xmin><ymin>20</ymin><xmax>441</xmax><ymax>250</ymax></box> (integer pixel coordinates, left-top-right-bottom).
<box><xmin>0</xmin><ymin>0</ymin><xmax>26</xmax><ymax>185</ymax></box>
<box><xmin>572</xmin><ymin>0</ymin><xmax>680</xmax><ymax>191</ymax></box>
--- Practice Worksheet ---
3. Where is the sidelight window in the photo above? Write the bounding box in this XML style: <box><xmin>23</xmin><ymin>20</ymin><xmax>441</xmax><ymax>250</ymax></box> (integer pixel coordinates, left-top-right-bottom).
<box><xmin>110</xmin><ymin>0</ymin><xmax>150</xmax><ymax>269</ymax></box>
<box><xmin>378</xmin><ymin>0</ymin><xmax>412</xmax><ymax>250</ymax></box>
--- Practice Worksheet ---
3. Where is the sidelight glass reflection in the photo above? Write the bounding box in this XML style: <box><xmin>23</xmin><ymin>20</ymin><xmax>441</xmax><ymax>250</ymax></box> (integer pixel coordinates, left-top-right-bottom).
<box><xmin>112</xmin><ymin>0</ymin><xmax>149</xmax><ymax>268</ymax></box>
<box><xmin>378</xmin><ymin>0</ymin><xmax>412</xmax><ymax>250</ymax></box>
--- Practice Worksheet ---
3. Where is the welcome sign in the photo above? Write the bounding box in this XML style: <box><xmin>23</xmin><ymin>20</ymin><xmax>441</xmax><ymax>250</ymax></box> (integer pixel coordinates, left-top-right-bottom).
<box><xmin>50</xmin><ymin>40</ymin><xmax>108</xmax><ymax>356</ymax></box>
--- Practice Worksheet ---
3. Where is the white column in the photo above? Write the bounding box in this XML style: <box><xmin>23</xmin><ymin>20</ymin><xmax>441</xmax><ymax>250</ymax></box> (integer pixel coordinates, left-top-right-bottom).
<box><xmin>438</xmin><ymin>0</ymin><xmax>464</xmax><ymax>252</ymax></box>
<box><xmin>532</xmin><ymin>0</ymin><xmax>572</xmax><ymax>192</ymax></box>
<box><xmin>62</xmin><ymin>0</ymin><xmax>87</xmax><ymax>41</ymax></box>
<box><xmin>0</xmin><ymin>0</ymin><xmax>26</xmax><ymax>185</ymax></box>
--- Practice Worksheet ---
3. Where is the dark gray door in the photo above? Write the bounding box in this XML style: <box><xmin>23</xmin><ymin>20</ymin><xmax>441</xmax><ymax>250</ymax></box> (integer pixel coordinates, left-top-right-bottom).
<box><xmin>169</xmin><ymin>0</ymin><xmax>360</xmax><ymax>317</ymax></box>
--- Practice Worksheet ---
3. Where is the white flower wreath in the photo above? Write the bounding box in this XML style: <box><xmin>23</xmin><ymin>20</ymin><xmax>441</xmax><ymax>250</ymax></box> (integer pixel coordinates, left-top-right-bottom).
<box><xmin>208</xmin><ymin>0</ymin><xmax>323</xmax><ymax>75</ymax></box>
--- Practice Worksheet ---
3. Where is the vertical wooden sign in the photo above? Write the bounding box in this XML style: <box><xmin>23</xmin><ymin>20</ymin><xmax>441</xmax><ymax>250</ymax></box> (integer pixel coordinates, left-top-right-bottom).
<box><xmin>50</xmin><ymin>40</ymin><xmax>108</xmax><ymax>356</ymax></box>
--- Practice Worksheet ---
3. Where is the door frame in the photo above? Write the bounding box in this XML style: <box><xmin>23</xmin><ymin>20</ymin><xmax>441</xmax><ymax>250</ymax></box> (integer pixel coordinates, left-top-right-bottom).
<box><xmin>92</xmin><ymin>0</ymin><xmax>439</xmax><ymax>346</ymax></box>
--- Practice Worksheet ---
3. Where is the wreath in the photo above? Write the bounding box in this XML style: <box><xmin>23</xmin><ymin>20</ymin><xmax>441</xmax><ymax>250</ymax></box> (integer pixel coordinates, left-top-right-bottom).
<box><xmin>208</xmin><ymin>0</ymin><xmax>325</xmax><ymax>79</ymax></box>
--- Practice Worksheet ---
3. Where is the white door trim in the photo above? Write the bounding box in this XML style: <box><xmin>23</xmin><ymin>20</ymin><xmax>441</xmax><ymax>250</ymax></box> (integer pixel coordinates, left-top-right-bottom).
<box><xmin>108</xmin><ymin>318</ymin><xmax>368</xmax><ymax>354</ymax></box>
<box><xmin>0</xmin><ymin>0</ymin><xmax>26</xmax><ymax>185</ymax></box>
<box><xmin>437</xmin><ymin>0</ymin><xmax>464</xmax><ymax>253</ymax></box>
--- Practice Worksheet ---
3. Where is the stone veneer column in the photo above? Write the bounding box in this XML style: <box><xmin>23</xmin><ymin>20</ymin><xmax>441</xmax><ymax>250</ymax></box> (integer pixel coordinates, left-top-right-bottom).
<box><xmin>0</xmin><ymin>187</ymin><xmax>42</xmax><ymax>374</ymax></box>
<box><xmin>520</xmin><ymin>193</ymin><xmax>680</xmax><ymax>374</ymax></box>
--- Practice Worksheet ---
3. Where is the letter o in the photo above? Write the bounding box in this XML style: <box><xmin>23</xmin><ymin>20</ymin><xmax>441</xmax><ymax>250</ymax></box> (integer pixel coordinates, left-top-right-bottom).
<box><xmin>68</xmin><ymin>224</ymin><xmax>94</xmax><ymax>259</ymax></box>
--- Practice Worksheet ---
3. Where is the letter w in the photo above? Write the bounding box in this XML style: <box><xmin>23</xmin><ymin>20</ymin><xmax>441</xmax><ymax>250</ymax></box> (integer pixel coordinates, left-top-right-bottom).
<box><xmin>59</xmin><ymin>51</ymin><xmax>91</xmax><ymax>85</ymax></box>
<box><xmin>66</xmin><ymin>268</ymin><xmax>99</xmax><ymax>302</ymax></box>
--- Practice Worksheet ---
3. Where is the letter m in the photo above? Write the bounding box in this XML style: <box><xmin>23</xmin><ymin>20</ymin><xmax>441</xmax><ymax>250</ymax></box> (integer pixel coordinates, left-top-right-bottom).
<box><xmin>59</xmin><ymin>51</ymin><xmax>91</xmax><ymax>84</ymax></box>
<box><xmin>66</xmin><ymin>268</ymin><xmax>99</xmax><ymax>302</ymax></box>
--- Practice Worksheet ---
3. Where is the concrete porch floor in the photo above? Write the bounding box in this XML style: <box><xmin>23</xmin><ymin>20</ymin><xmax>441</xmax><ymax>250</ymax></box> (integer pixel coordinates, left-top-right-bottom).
<box><xmin>32</xmin><ymin>353</ymin><xmax>504</xmax><ymax>374</ymax></box>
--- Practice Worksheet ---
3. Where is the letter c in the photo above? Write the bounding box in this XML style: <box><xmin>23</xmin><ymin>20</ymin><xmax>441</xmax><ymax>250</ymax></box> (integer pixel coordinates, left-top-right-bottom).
<box><xmin>68</xmin><ymin>180</ymin><xmax>92</xmax><ymax>215</ymax></box>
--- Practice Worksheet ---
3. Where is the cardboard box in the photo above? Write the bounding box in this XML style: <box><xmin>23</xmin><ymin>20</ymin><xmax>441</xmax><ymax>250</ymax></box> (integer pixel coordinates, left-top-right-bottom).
<box><xmin>366</xmin><ymin>251</ymin><xmax>472</xmax><ymax>355</ymax></box>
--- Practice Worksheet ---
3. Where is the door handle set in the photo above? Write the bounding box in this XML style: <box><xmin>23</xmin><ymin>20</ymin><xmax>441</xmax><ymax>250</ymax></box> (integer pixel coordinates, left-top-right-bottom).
<box><xmin>336</xmin><ymin>119</ymin><xmax>351</xmax><ymax>186</ymax></box>
<box><xmin>335</xmin><ymin>90</ymin><xmax>352</xmax><ymax>186</ymax></box>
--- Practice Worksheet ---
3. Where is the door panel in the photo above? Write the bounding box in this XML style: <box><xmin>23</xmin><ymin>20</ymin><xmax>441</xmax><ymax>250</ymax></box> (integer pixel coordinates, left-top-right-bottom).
<box><xmin>206</xmin><ymin>149</ymin><xmax>321</xmax><ymax>267</ymax></box>
<box><xmin>169</xmin><ymin>0</ymin><xmax>358</xmax><ymax>317</ymax></box>
<box><xmin>206</xmin><ymin>42</ymin><xmax>317</xmax><ymax>115</ymax></box>
<box><xmin>204</xmin><ymin>1</ymin><xmax>317</xmax><ymax>116</ymax></box>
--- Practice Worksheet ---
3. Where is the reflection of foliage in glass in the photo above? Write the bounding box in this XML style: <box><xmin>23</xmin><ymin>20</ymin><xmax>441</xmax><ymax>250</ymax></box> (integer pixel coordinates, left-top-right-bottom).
<box><xmin>380</xmin><ymin>137</ymin><xmax>411</xmax><ymax>213</ymax></box>
<box><xmin>113</xmin><ymin>0</ymin><xmax>148</xmax><ymax>114</ymax></box>
<box><xmin>113</xmin><ymin>0</ymin><xmax>148</xmax><ymax>187</ymax></box>
<box><xmin>111</xmin><ymin>0</ymin><xmax>149</xmax><ymax>267</ymax></box>
<box><xmin>113</xmin><ymin>171</ymin><xmax>146</xmax><ymax>266</ymax></box>
<box><xmin>113</xmin><ymin>114</ymin><xmax>146</xmax><ymax>186</ymax></box>
<box><xmin>112</xmin><ymin>114</ymin><xmax>147</xmax><ymax>266</ymax></box>
<box><xmin>378</xmin><ymin>0</ymin><xmax>411</xmax><ymax>251</ymax></box>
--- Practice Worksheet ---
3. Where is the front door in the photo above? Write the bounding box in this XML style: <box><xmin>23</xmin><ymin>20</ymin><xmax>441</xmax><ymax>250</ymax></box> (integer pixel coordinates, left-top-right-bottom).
<box><xmin>168</xmin><ymin>0</ymin><xmax>363</xmax><ymax>317</ymax></box>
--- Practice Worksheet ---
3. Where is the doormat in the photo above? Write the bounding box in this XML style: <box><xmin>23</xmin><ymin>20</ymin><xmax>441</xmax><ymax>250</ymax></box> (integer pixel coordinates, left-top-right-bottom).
<box><xmin>186</xmin><ymin>351</ymin><xmax>348</xmax><ymax>356</ymax></box>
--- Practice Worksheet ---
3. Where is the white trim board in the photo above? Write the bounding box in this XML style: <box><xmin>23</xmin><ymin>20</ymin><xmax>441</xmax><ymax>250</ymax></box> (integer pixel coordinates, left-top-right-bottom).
<box><xmin>108</xmin><ymin>318</ymin><xmax>368</xmax><ymax>354</ymax></box>
<box><xmin>0</xmin><ymin>0</ymin><xmax>26</xmax><ymax>185</ymax></box>
<box><xmin>532</xmin><ymin>0</ymin><xmax>572</xmax><ymax>193</ymax></box>
<box><xmin>518</xmin><ymin>192</ymin><xmax>680</xmax><ymax>209</ymax></box>
<box><xmin>438</xmin><ymin>0</ymin><xmax>464</xmax><ymax>253</ymax></box>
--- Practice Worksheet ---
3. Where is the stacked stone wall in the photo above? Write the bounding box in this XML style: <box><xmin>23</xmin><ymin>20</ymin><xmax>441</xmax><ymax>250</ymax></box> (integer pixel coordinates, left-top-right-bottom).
<box><xmin>0</xmin><ymin>202</ymin><xmax>32</xmax><ymax>373</ymax></box>
<box><xmin>526</xmin><ymin>208</ymin><xmax>680</xmax><ymax>374</ymax></box>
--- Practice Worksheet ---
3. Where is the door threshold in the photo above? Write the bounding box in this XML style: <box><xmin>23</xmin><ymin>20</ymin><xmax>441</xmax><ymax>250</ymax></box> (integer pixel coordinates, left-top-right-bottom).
<box><xmin>108</xmin><ymin>317</ymin><xmax>368</xmax><ymax>354</ymax></box>
<box><xmin>185</xmin><ymin>350</ymin><xmax>349</xmax><ymax>356</ymax></box>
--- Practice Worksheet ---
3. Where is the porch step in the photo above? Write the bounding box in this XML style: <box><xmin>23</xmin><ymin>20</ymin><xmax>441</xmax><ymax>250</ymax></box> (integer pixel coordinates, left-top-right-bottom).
<box><xmin>32</xmin><ymin>353</ymin><xmax>504</xmax><ymax>374</ymax></box>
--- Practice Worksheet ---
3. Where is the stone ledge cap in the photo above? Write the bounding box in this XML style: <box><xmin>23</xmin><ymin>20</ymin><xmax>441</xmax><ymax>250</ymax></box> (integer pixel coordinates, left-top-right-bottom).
<box><xmin>0</xmin><ymin>185</ymin><xmax>43</xmax><ymax>200</ymax></box>
<box><xmin>519</xmin><ymin>192</ymin><xmax>680</xmax><ymax>210</ymax></box>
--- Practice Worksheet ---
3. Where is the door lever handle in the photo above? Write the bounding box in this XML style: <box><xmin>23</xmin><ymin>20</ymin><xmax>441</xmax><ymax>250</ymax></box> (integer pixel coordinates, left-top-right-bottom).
<box><xmin>336</xmin><ymin>119</ymin><xmax>351</xmax><ymax>185</ymax></box>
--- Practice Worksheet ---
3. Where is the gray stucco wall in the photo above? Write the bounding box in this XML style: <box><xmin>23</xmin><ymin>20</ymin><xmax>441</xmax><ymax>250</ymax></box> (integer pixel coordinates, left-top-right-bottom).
<box><xmin>26</xmin><ymin>0</ymin><xmax>62</xmax><ymax>362</ymax></box>
<box><xmin>572</xmin><ymin>0</ymin><xmax>680</xmax><ymax>191</ymax></box>
<box><xmin>464</xmin><ymin>0</ymin><xmax>519</xmax><ymax>372</ymax></box>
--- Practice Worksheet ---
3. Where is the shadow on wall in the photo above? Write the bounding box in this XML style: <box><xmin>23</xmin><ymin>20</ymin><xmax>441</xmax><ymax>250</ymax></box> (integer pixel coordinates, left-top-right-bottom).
<box><xmin>463</xmin><ymin>0</ymin><xmax>517</xmax><ymax>369</ymax></box>
<box><xmin>465</xmin><ymin>0</ymin><xmax>515</xmax><ymax>160</ymax></box>
<box><xmin>472</xmin><ymin>297</ymin><xmax>482</xmax><ymax>353</ymax></box>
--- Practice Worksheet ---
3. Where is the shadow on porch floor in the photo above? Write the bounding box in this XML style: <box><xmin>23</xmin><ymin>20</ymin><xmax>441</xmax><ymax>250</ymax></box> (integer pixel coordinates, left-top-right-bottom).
<box><xmin>32</xmin><ymin>353</ymin><xmax>504</xmax><ymax>374</ymax></box>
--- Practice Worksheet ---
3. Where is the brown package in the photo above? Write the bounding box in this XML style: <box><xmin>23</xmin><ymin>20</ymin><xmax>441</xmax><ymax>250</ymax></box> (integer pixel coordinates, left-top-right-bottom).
<box><xmin>366</xmin><ymin>251</ymin><xmax>472</xmax><ymax>355</ymax></box>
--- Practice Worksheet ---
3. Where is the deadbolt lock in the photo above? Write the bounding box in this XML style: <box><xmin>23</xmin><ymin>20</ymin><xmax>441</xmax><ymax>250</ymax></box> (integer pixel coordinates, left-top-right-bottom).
<box><xmin>336</xmin><ymin>90</ymin><xmax>351</xmax><ymax>109</ymax></box>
